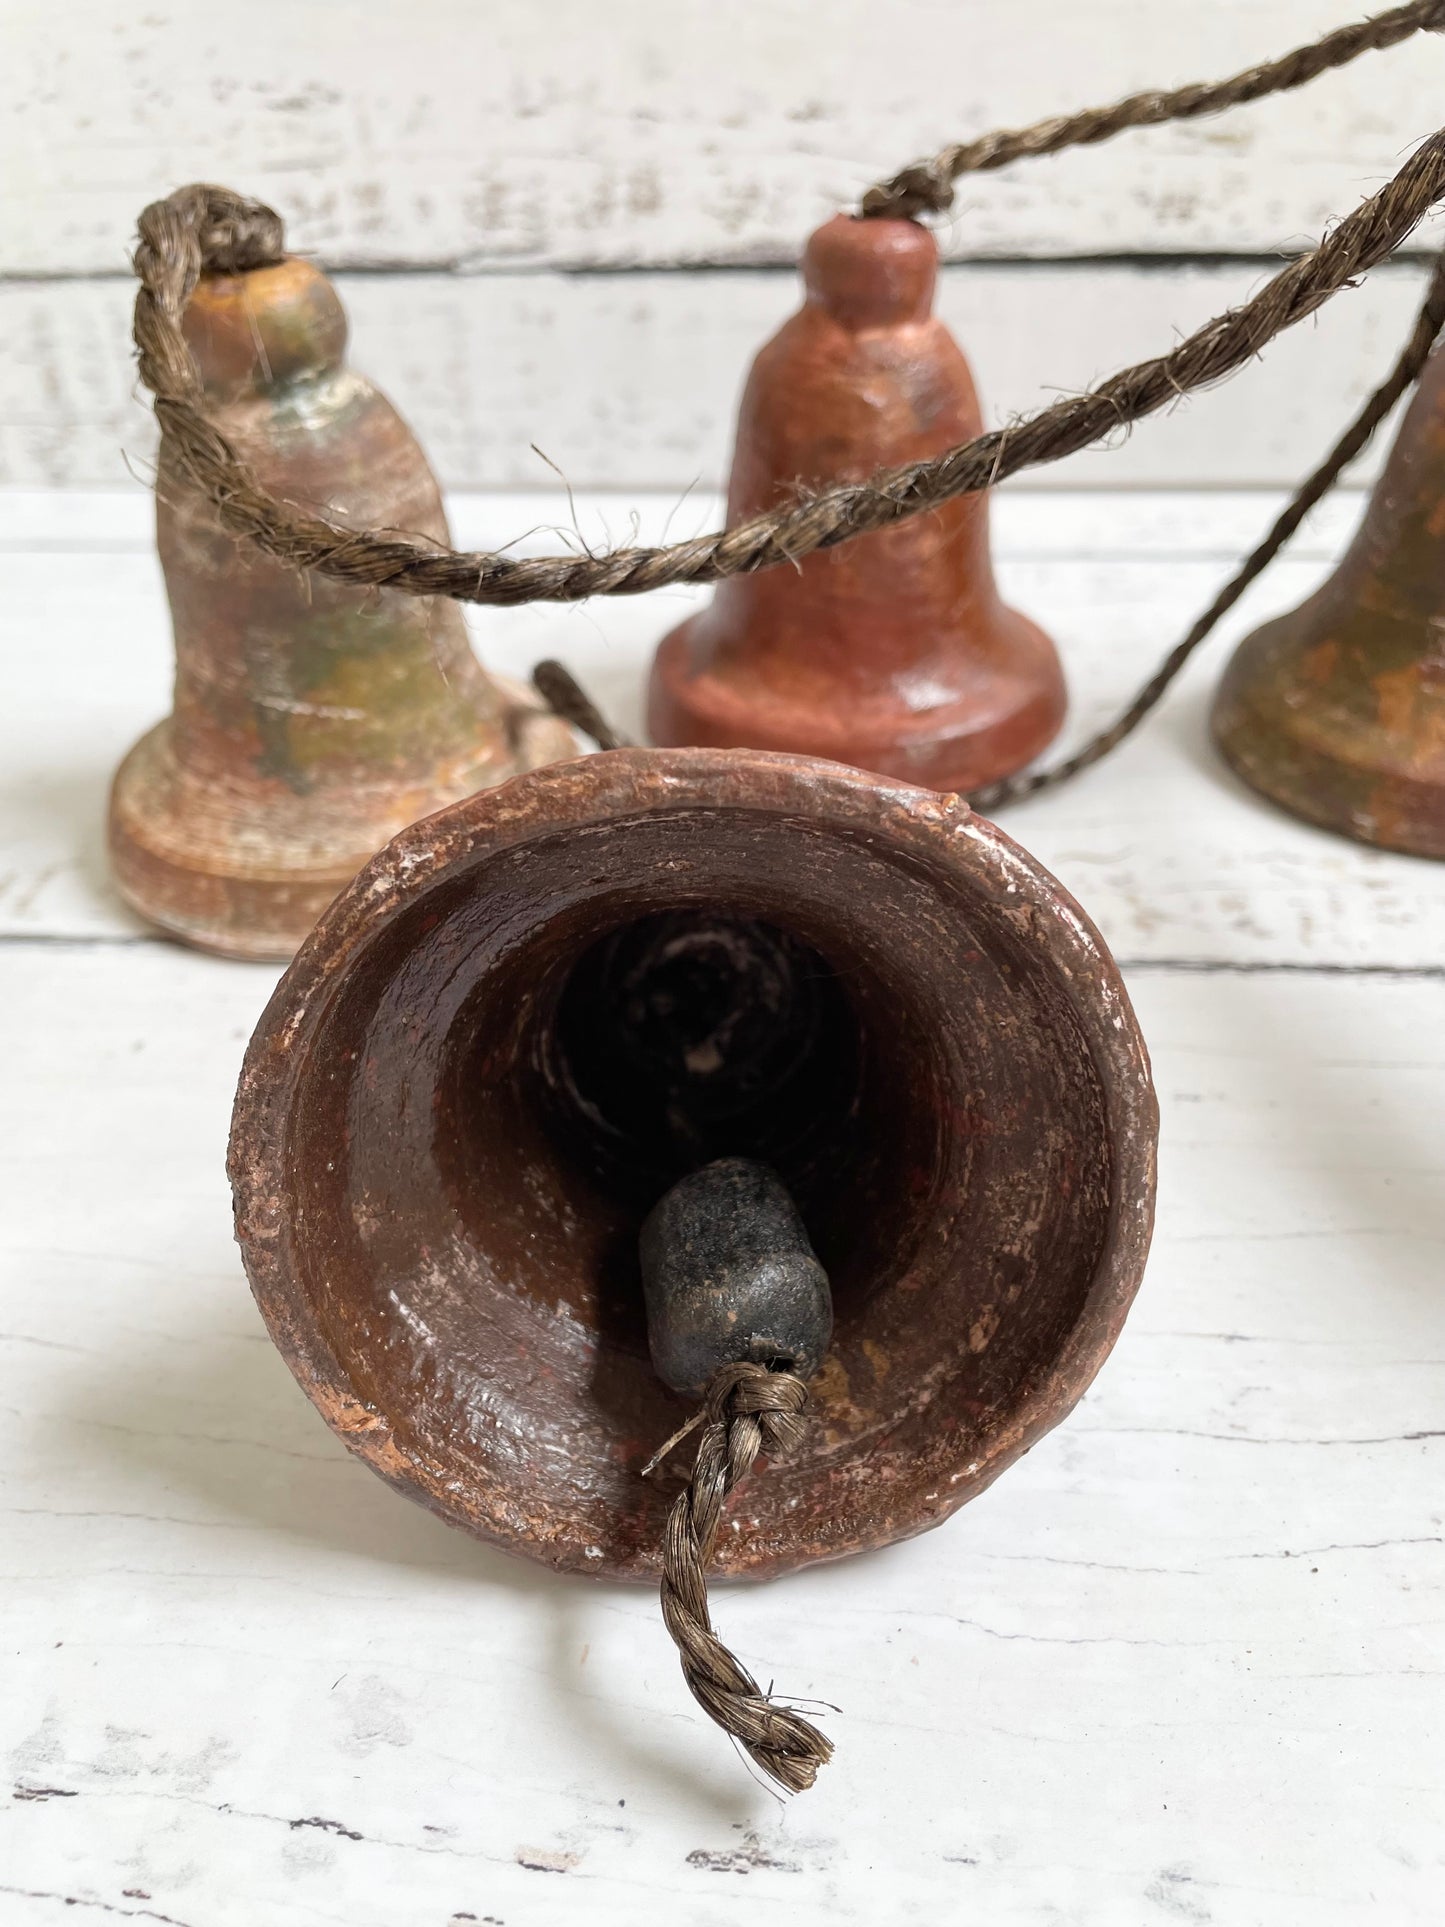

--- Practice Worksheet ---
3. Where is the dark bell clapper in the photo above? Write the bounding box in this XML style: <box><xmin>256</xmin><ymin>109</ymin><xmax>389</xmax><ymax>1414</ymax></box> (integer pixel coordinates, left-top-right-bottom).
<box><xmin>639</xmin><ymin>1157</ymin><xmax>834</xmax><ymax>1399</ymax></box>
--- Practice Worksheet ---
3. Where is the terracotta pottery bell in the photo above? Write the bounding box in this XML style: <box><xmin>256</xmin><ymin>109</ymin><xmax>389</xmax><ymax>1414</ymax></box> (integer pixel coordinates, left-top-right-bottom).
<box><xmin>647</xmin><ymin>215</ymin><xmax>1066</xmax><ymax>791</ymax></box>
<box><xmin>1213</xmin><ymin>341</ymin><xmax>1445</xmax><ymax>857</ymax></box>
<box><xmin>229</xmin><ymin>749</ymin><xmax>1156</xmax><ymax>1581</ymax></box>
<box><xmin>109</xmin><ymin>255</ymin><xmax>574</xmax><ymax>959</ymax></box>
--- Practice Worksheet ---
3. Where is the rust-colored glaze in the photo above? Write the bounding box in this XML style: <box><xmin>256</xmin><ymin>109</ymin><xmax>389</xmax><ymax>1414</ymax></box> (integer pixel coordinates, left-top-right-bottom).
<box><xmin>1214</xmin><ymin>341</ymin><xmax>1445</xmax><ymax>857</ymax></box>
<box><xmin>647</xmin><ymin>216</ymin><xmax>1066</xmax><ymax>791</ymax></box>
<box><xmin>109</xmin><ymin>256</ymin><xmax>574</xmax><ymax>959</ymax></box>
<box><xmin>229</xmin><ymin>748</ymin><xmax>1157</xmax><ymax>1582</ymax></box>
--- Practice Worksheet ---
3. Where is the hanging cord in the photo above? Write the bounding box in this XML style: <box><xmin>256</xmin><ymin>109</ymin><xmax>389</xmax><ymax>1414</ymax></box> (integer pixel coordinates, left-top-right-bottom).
<box><xmin>862</xmin><ymin>0</ymin><xmax>1445</xmax><ymax>217</ymax></box>
<box><xmin>650</xmin><ymin>1361</ymin><xmax>832</xmax><ymax>1795</ymax></box>
<box><xmin>133</xmin><ymin>131</ymin><xmax>1445</xmax><ymax>602</ymax></box>
<box><xmin>968</xmin><ymin>248</ymin><xmax>1445</xmax><ymax>811</ymax></box>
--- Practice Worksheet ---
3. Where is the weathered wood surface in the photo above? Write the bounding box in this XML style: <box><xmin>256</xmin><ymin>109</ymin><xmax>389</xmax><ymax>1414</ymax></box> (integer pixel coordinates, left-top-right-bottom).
<box><xmin>7</xmin><ymin>0</ymin><xmax>1445</xmax><ymax>272</ymax></box>
<box><xmin>5</xmin><ymin>487</ymin><xmax>1444</xmax><ymax>967</ymax></box>
<box><xmin>3</xmin><ymin>481</ymin><xmax>1444</xmax><ymax>1921</ymax></box>
<box><xmin>1</xmin><ymin>943</ymin><xmax>1441</xmax><ymax>1925</ymax></box>
<box><xmin>1</xmin><ymin>250</ymin><xmax>1433</xmax><ymax>493</ymax></box>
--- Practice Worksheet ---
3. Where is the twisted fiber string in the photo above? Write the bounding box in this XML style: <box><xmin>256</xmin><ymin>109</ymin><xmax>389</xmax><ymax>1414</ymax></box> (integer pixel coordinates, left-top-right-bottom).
<box><xmin>969</xmin><ymin>248</ymin><xmax>1445</xmax><ymax>812</ymax></box>
<box><xmin>658</xmin><ymin>1362</ymin><xmax>832</xmax><ymax>1794</ymax></box>
<box><xmin>863</xmin><ymin>0</ymin><xmax>1445</xmax><ymax>217</ymax></box>
<box><xmin>133</xmin><ymin>123</ymin><xmax>1445</xmax><ymax>608</ymax></box>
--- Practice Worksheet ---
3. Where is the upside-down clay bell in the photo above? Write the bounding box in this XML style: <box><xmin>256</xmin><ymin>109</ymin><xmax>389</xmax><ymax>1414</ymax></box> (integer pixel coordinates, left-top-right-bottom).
<box><xmin>647</xmin><ymin>215</ymin><xmax>1066</xmax><ymax>791</ymax></box>
<box><xmin>229</xmin><ymin>749</ymin><xmax>1157</xmax><ymax>1584</ymax></box>
<box><xmin>108</xmin><ymin>254</ymin><xmax>574</xmax><ymax>959</ymax></box>
<box><xmin>1213</xmin><ymin>341</ymin><xmax>1445</xmax><ymax>857</ymax></box>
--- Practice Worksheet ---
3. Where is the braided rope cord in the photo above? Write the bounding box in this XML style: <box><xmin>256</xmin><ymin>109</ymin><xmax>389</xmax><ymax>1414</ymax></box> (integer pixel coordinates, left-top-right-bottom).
<box><xmin>655</xmin><ymin>1363</ymin><xmax>832</xmax><ymax>1794</ymax></box>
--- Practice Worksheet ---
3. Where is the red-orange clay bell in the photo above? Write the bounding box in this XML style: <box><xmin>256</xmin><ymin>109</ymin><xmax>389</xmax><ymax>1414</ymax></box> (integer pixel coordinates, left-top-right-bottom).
<box><xmin>648</xmin><ymin>215</ymin><xmax>1066</xmax><ymax>791</ymax></box>
<box><xmin>1214</xmin><ymin>340</ymin><xmax>1445</xmax><ymax>857</ymax></box>
<box><xmin>109</xmin><ymin>255</ymin><xmax>574</xmax><ymax>960</ymax></box>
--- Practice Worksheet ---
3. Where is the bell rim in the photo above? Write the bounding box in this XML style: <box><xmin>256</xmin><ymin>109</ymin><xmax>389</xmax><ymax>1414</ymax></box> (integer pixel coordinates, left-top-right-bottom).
<box><xmin>229</xmin><ymin>745</ymin><xmax>1158</xmax><ymax>1581</ymax></box>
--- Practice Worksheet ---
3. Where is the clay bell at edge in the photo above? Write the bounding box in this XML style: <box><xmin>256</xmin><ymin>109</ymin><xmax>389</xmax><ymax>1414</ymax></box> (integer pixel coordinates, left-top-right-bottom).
<box><xmin>109</xmin><ymin>253</ymin><xmax>574</xmax><ymax>960</ymax></box>
<box><xmin>648</xmin><ymin>214</ymin><xmax>1066</xmax><ymax>791</ymax></box>
<box><xmin>1213</xmin><ymin>338</ymin><xmax>1445</xmax><ymax>858</ymax></box>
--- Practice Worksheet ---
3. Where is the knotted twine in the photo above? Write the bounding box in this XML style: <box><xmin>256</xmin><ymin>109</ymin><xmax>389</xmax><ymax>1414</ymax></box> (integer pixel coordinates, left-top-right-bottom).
<box><xmin>651</xmin><ymin>1362</ymin><xmax>831</xmax><ymax>1795</ymax></box>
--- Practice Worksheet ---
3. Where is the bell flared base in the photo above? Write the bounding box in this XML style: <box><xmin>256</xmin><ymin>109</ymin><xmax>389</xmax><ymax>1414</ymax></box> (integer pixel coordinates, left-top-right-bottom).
<box><xmin>648</xmin><ymin>610</ymin><xmax>1066</xmax><ymax>795</ymax></box>
<box><xmin>1213</xmin><ymin>617</ymin><xmax>1445</xmax><ymax>860</ymax></box>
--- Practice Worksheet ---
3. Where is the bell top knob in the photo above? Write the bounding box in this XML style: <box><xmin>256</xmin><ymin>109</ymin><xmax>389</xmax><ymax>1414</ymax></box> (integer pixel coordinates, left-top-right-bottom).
<box><xmin>802</xmin><ymin>213</ymin><xmax>937</xmax><ymax>328</ymax></box>
<box><xmin>181</xmin><ymin>256</ymin><xmax>349</xmax><ymax>398</ymax></box>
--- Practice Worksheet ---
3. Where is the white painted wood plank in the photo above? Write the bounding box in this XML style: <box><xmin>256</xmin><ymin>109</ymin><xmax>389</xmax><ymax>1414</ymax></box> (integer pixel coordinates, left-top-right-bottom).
<box><xmin>6</xmin><ymin>0</ymin><xmax>1445</xmax><ymax>272</ymax></box>
<box><xmin>4</xmin><ymin>486</ymin><xmax>1444</xmax><ymax>967</ymax></box>
<box><xmin>2</xmin><ymin>258</ymin><xmax>1431</xmax><ymax>492</ymax></box>
<box><xmin>1</xmin><ymin>945</ymin><xmax>1441</xmax><ymax>1924</ymax></box>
